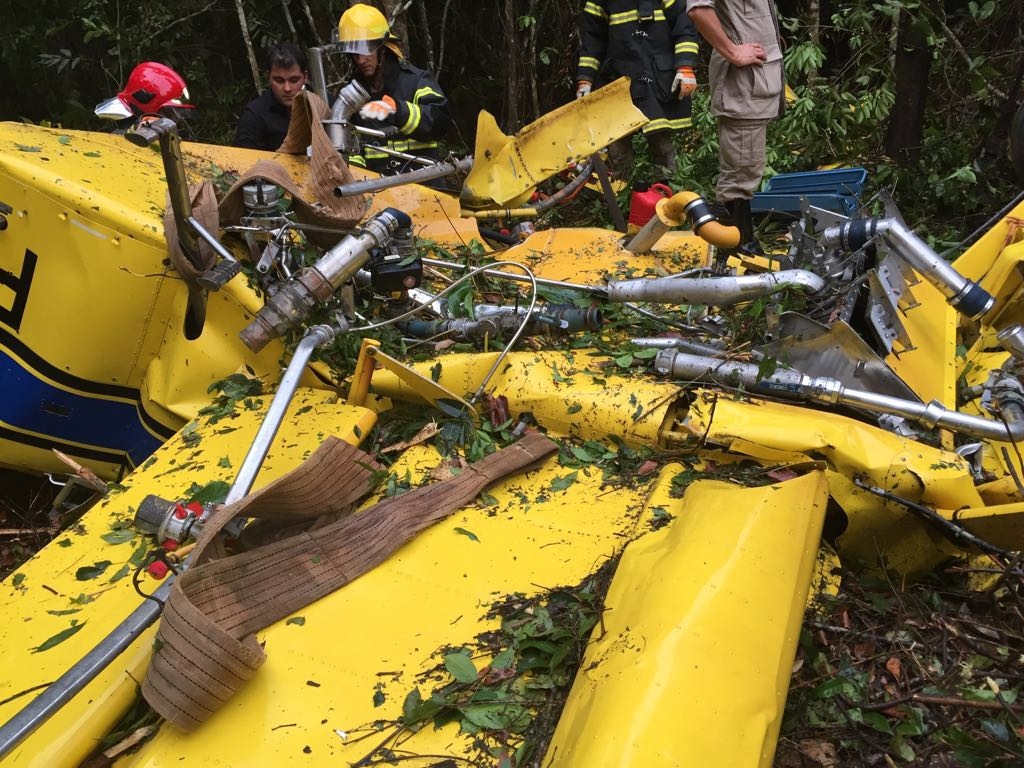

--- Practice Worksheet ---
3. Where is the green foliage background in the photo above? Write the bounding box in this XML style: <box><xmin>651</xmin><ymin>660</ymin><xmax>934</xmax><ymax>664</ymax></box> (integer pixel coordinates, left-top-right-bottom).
<box><xmin>1</xmin><ymin>0</ymin><xmax>1021</xmax><ymax>238</ymax></box>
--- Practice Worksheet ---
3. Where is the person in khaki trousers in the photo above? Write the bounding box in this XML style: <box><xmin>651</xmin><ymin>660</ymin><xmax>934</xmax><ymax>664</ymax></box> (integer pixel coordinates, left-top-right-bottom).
<box><xmin>687</xmin><ymin>0</ymin><xmax>785</xmax><ymax>255</ymax></box>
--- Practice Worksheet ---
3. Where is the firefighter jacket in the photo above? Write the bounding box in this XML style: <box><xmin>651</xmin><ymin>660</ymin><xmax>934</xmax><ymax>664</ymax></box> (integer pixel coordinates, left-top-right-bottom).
<box><xmin>349</xmin><ymin>49</ymin><xmax>450</xmax><ymax>174</ymax></box>
<box><xmin>685</xmin><ymin>0</ymin><xmax>785</xmax><ymax>120</ymax></box>
<box><xmin>577</xmin><ymin>0</ymin><xmax>699</xmax><ymax>133</ymax></box>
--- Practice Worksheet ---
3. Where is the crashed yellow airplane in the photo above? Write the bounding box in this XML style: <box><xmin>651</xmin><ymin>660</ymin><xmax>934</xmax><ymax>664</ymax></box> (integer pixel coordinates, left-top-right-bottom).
<box><xmin>0</xmin><ymin>75</ymin><xmax>1022</xmax><ymax>768</ymax></box>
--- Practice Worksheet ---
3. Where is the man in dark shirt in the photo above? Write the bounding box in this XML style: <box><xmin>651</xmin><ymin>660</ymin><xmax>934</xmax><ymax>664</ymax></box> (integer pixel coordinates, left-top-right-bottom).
<box><xmin>235</xmin><ymin>43</ymin><xmax>310</xmax><ymax>151</ymax></box>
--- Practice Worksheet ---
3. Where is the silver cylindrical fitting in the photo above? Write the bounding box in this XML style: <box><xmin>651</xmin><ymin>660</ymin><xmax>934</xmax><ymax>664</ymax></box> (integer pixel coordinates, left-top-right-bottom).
<box><xmin>608</xmin><ymin>270</ymin><xmax>825</xmax><ymax>305</ymax></box>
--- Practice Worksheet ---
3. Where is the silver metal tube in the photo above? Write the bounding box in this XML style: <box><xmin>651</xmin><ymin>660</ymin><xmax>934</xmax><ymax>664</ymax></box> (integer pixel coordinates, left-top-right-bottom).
<box><xmin>327</xmin><ymin>80</ymin><xmax>371</xmax><ymax>152</ymax></box>
<box><xmin>187</xmin><ymin>216</ymin><xmax>236</xmax><ymax>265</ymax></box>
<box><xmin>335</xmin><ymin>157</ymin><xmax>474</xmax><ymax>197</ymax></box>
<box><xmin>624</xmin><ymin>216</ymin><xmax>671</xmax><ymax>254</ymax></box>
<box><xmin>998</xmin><ymin>324</ymin><xmax>1024</xmax><ymax>362</ymax></box>
<box><xmin>307</xmin><ymin>46</ymin><xmax>328</xmax><ymax>103</ymax></box>
<box><xmin>226</xmin><ymin>324</ymin><xmax>337</xmax><ymax>505</ymax></box>
<box><xmin>822</xmin><ymin>218</ymin><xmax>994</xmax><ymax>320</ymax></box>
<box><xmin>0</xmin><ymin>581</ymin><xmax>169</xmax><ymax>759</ymax></box>
<box><xmin>608</xmin><ymin>270</ymin><xmax>826</xmax><ymax>305</ymax></box>
<box><xmin>655</xmin><ymin>349</ymin><xmax>1024</xmax><ymax>441</ymax></box>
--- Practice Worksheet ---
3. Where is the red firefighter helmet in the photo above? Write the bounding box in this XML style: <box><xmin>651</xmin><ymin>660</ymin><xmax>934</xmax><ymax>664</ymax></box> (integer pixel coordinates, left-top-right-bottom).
<box><xmin>94</xmin><ymin>62</ymin><xmax>194</xmax><ymax>120</ymax></box>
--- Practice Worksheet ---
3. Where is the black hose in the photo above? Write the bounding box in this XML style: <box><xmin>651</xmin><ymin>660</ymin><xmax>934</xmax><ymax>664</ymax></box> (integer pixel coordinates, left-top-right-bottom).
<box><xmin>478</xmin><ymin>227</ymin><xmax>518</xmax><ymax>246</ymax></box>
<box><xmin>853</xmin><ymin>477</ymin><xmax>1011</xmax><ymax>558</ymax></box>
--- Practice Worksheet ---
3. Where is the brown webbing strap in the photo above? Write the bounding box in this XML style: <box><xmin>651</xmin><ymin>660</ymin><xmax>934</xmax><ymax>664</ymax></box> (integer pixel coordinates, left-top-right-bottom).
<box><xmin>141</xmin><ymin>432</ymin><xmax>557</xmax><ymax>731</ymax></box>
<box><xmin>163</xmin><ymin>181</ymin><xmax>219</xmax><ymax>284</ymax></box>
<box><xmin>218</xmin><ymin>90</ymin><xmax>368</xmax><ymax>246</ymax></box>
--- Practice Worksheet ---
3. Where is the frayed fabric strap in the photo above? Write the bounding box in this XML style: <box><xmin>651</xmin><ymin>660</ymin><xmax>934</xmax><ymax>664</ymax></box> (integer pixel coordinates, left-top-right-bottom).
<box><xmin>141</xmin><ymin>432</ymin><xmax>557</xmax><ymax>731</ymax></box>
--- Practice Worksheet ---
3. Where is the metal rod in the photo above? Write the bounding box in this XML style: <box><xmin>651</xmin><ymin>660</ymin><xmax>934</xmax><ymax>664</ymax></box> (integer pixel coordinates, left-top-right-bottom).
<box><xmin>225</xmin><ymin>324</ymin><xmax>337</xmax><ymax>504</ymax></box>
<box><xmin>421</xmin><ymin>257</ymin><xmax>607</xmax><ymax>297</ymax></box>
<box><xmin>0</xmin><ymin>325</ymin><xmax>338</xmax><ymax>756</ymax></box>
<box><xmin>335</xmin><ymin>157</ymin><xmax>473</xmax><ymax>197</ymax></box>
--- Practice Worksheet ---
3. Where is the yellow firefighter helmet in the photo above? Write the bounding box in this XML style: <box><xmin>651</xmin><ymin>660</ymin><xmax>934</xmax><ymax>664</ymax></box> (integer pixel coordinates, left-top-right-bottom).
<box><xmin>337</xmin><ymin>4</ymin><xmax>390</xmax><ymax>55</ymax></box>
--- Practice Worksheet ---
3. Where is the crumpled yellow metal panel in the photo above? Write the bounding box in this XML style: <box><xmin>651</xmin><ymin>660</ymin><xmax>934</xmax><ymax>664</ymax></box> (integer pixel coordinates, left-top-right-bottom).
<box><xmin>0</xmin><ymin>389</ymin><xmax>376</xmax><ymax>768</ymax></box>
<box><xmin>367</xmin><ymin>350</ymin><xmax>684</xmax><ymax>445</ymax></box>
<box><xmin>0</xmin><ymin>123</ymin><xmax>316</xmax><ymax>478</ymax></box>
<box><xmin>461</xmin><ymin>77</ymin><xmax>647</xmax><ymax>208</ymax></box>
<box><xmin>684</xmin><ymin>390</ymin><xmax>983</xmax><ymax>576</ymax></box>
<box><xmin>547</xmin><ymin>471</ymin><xmax>829</xmax><ymax>767</ymax></box>
<box><xmin>502</xmin><ymin>226</ymin><xmax>708</xmax><ymax>285</ymax></box>
<box><xmin>115</xmin><ymin>439</ymin><xmax>670</xmax><ymax>766</ymax></box>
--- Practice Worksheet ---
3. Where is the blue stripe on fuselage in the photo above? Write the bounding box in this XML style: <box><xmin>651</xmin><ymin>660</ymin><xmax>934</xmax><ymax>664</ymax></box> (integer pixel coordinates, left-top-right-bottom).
<box><xmin>0</xmin><ymin>349</ymin><xmax>165</xmax><ymax>466</ymax></box>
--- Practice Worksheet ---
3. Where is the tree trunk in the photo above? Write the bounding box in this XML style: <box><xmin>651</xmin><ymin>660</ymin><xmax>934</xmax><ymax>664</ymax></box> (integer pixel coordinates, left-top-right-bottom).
<box><xmin>806</xmin><ymin>0</ymin><xmax>820</xmax><ymax>81</ymax></box>
<box><xmin>884</xmin><ymin>10</ymin><xmax>931</xmax><ymax>166</ymax></box>
<box><xmin>234</xmin><ymin>0</ymin><xmax>261</xmax><ymax>90</ymax></box>
<box><xmin>438</xmin><ymin>0</ymin><xmax>453</xmax><ymax>76</ymax></box>
<box><xmin>502</xmin><ymin>0</ymin><xmax>521</xmax><ymax>129</ymax></box>
<box><xmin>415</xmin><ymin>0</ymin><xmax>436</xmax><ymax>74</ymax></box>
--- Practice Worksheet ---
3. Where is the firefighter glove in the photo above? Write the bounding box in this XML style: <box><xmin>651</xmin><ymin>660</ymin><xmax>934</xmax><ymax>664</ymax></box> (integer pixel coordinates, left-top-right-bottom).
<box><xmin>359</xmin><ymin>94</ymin><xmax>397</xmax><ymax>121</ymax></box>
<box><xmin>576</xmin><ymin>80</ymin><xmax>592</xmax><ymax>100</ymax></box>
<box><xmin>672</xmin><ymin>67</ymin><xmax>697</xmax><ymax>99</ymax></box>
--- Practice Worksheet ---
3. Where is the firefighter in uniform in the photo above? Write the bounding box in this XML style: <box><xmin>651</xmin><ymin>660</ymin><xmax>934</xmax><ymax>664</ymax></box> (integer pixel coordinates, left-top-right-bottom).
<box><xmin>576</xmin><ymin>0</ymin><xmax>700</xmax><ymax>182</ymax></box>
<box><xmin>687</xmin><ymin>0</ymin><xmax>785</xmax><ymax>254</ymax></box>
<box><xmin>336</xmin><ymin>4</ymin><xmax>450</xmax><ymax>175</ymax></box>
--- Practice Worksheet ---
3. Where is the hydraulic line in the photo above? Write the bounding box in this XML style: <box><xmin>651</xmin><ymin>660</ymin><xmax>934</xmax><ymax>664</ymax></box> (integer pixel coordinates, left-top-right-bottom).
<box><xmin>654</xmin><ymin>350</ymin><xmax>1024</xmax><ymax>441</ymax></box>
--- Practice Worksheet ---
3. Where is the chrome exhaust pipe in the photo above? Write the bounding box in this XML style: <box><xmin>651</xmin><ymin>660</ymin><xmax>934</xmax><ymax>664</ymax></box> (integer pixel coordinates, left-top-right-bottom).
<box><xmin>821</xmin><ymin>217</ymin><xmax>994</xmax><ymax>320</ymax></box>
<box><xmin>607</xmin><ymin>270</ymin><xmax>825</xmax><ymax>305</ymax></box>
<box><xmin>326</xmin><ymin>80</ymin><xmax>371</xmax><ymax>153</ymax></box>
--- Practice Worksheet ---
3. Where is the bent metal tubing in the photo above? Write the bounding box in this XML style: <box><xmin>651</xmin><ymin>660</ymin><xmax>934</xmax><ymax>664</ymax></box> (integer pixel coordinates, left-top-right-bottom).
<box><xmin>0</xmin><ymin>324</ymin><xmax>339</xmax><ymax>760</ymax></box>
<box><xmin>654</xmin><ymin>350</ymin><xmax>1024</xmax><ymax>442</ymax></box>
<box><xmin>821</xmin><ymin>217</ymin><xmax>995</xmax><ymax>320</ymax></box>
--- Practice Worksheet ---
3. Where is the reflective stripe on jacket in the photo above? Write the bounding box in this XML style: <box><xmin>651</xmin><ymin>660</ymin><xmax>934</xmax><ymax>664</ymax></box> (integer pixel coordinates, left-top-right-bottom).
<box><xmin>577</xmin><ymin>0</ymin><xmax>699</xmax><ymax>131</ymax></box>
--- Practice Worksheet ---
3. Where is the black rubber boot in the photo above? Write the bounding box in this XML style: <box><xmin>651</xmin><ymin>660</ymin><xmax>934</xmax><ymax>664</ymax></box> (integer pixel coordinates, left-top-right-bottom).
<box><xmin>723</xmin><ymin>198</ymin><xmax>764</xmax><ymax>256</ymax></box>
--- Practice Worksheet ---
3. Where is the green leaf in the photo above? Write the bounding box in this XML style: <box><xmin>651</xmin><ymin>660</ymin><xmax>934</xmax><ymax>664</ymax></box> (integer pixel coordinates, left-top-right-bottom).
<box><xmin>57</xmin><ymin>538</ymin><xmax>72</xmax><ymax>548</ymax></box>
<box><xmin>217</xmin><ymin>456</ymin><xmax>232</xmax><ymax>468</ymax></box>
<box><xmin>12</xmin><ymin>573</ymin><xmax>26</xmax><ymax>587</ymax></box>
<box><xmin>58</xmin><ymin>135</ymin><xmax>71</xmax><ymax>144</ymax></box>
<box><xmin>980</xmin><ymin>718</ymin><xmax>1010</xmax><ymax>742</ymax></box>
<box><xmin>32</xmin><ymin>621</ymin><xmax>86</xmax><ymax>653</ymax></box>
<box><xmin>101</xmin><ymin>529</ymin><xmax>135</xmax><ymax>545</ymax></box>
<box><xmin>286</xmin><ymin>616</ymin><xmax>306</xmax><ymax>626</ymax></box>
<box><xmin>444</xmin><ymin>652</ymin><xmax>478</xmax><ymax>683</ymax></box>
<box><xmin>83</xmin><ymin>151</ymin><xmax>101</xmax><ymax>158</ymax></box>
<box><xmin>186</xmin><ymin>480</ymin><xmax>229</xmax><ymax>505</ymax></box>
<box><xmin>454</xmin><ymin>527</ymin><xmax>480</xmax><ymax>542</ymax></box>
<box><xmin>550</xmin><ymin>472</ymin><xmax>578</xmax><ymax>492</ymax></box>
<box><xmin>16</xmin><ymin>144</ymin><xmax>42</xmax><ymax>152</ymax></box>
<box><xmin>373</xmin><ymin>686</ymin><xmax>386</xmax><ymax>707</ymax></box>
<box><xmin>614</xmin><ymin>353</ymin><xmax>633</xmax><ymax>368</ymax></box>
<box><xmin>108</xmin><ymin>564</ymin><xmax>131</xmax><ymax>583</ymax></box>
<box><xmin>47</xmin><ymin>608</ymin><xmax>81</xmax><ymax>616</ymax></box>
<box><xmin>70</xmin><ymin>593</ymin><xmax>95</xmax><ymax>605</ymax></box>
<box><xmin>76</xmin><ymin>561</ymin><xmax>112</xmax><ymax>580</ymax></box>
<box><xmin>461</xmin><ymin>702</ymin><xmax>530</xmax><ymax>732</ymax></box>
<box><xmin>490</xmin><ymin>647</ymin><xmax>515</xmax><ymax>671</ymax></box>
